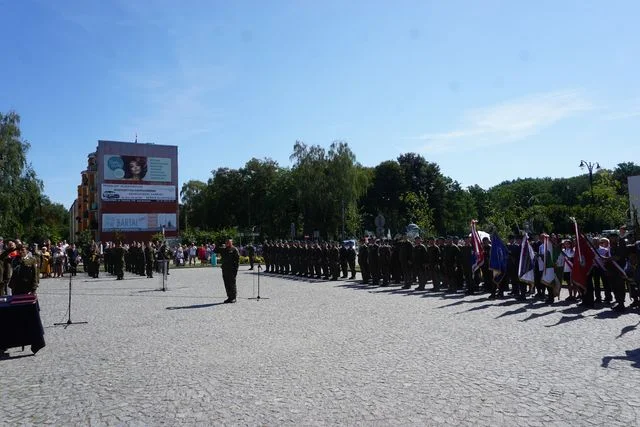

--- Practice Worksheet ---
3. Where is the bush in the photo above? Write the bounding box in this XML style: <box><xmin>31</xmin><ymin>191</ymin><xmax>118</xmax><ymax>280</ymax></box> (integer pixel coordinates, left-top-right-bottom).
<box><xmin>239</xmin><ymin>255</ymin><xmax>264</xmax><ymax>265</ymax></box>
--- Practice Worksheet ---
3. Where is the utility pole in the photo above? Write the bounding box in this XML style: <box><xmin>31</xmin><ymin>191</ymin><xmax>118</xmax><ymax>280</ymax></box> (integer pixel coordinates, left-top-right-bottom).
<box><xmin>579</xmin><ymin>160</ymin><xmax>600</xmax><ymax>203</ymax></box>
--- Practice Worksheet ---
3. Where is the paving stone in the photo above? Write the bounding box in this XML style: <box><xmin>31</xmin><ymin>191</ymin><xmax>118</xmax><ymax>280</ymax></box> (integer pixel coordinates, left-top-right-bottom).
<box><xmin>1</xmin><ymin>268</ymin><xmax>639</xmax><ymax>425</ymax></box>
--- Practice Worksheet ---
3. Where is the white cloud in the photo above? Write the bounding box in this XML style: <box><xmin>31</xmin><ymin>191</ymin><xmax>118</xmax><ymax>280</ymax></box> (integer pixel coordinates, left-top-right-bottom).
<box><xmin>417</xmin><ymin>90</ymin><xmax>593</xmax><ymax>153</ymax></box>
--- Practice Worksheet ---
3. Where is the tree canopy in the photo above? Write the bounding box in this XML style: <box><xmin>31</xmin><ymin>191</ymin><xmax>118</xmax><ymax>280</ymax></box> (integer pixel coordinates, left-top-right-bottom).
<box><xmin>0</xmin><ymin>111</ymin><xmax>69</xmax><ymax>243</ymax></box>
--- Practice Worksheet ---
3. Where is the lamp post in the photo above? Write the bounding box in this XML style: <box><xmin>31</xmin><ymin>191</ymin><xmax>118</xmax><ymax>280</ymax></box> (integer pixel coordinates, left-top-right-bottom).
<box><xmin>579</xmin><ymin>160</ymin><xmax>600</xmax><ymax>202</ymax></box>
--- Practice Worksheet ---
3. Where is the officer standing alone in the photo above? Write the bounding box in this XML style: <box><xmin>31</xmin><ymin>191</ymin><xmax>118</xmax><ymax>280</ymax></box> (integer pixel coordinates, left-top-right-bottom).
<box><xmin>221</xmin><ymin>239</ymin><xmax>240</xmax><ymax>303</ymax></box>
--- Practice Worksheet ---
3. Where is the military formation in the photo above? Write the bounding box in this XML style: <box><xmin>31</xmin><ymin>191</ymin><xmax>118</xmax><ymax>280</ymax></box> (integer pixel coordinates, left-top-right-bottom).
<box><xmin>261</xmin><ymin>237</ymin><xmax>480</xmax><ymax>292</ymax></box>
<box><xmin>85</xmin><ymin>241</ymin><xmax>170</xmax><ymax>280</ymax></box>
<box><xmin>262</xmin><ymin>240</ymin><xmax>356</xmax><ymax>280</ymax></box>
<box><xmin>356</xmin><ymin>236</ymin><xmax>484</xmax><ymax>293</ymax></box>
<box><xmin>262</xmin><ymin>229</ymin><xmax>640</xmax><ymax>313</ymax></box>
<box><xmin>262</xmin><ymin>234</ymin><xmax>550</xmax><ymax>299</ymax></box>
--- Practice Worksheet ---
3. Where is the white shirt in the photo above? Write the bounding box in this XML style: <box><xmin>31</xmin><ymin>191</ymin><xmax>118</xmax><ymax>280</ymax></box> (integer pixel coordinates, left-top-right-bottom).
<box><xmin>557</xmin><ymin>248</ymin><xmax>574</xmax><ymax>273</ymax></box>
<box><xmin>597</xmin><ymin>245</ymin><xmax>610</xmax><ymax>257</ymax></box>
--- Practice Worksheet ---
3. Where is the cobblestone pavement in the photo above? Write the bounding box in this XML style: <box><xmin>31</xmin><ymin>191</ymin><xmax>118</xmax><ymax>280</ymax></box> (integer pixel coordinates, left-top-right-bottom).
<box><xmin>2</xmin><ymin>267</ymin><xmax>640</xmax><ymax>426</ymax></box>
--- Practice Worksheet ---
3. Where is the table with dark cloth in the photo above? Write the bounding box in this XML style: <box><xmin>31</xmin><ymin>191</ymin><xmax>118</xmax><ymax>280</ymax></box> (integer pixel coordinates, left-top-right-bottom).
<box><xmin>0</xmin><ymin>294</ymin><xmax>45</xmax><ymax>354</ymax></box>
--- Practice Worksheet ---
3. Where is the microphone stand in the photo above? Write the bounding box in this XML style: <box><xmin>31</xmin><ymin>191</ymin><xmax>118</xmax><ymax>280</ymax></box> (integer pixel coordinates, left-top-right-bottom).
<box><xmin>54</xmin><ymin>273</ymin><xmax>88</xmax><ymax>327</ymax></box>
<box><xmin>249</xmin><ymin>264</ymin><xmax>269</xmax><ymax>300</ymax></box>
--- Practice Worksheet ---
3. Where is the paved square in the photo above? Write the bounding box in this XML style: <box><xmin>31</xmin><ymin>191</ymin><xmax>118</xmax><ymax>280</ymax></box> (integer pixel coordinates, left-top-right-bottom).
<box><xmin>2</xmin><ymin>267</ymin><xmax>640</xmax><ymax>425</ymax></box>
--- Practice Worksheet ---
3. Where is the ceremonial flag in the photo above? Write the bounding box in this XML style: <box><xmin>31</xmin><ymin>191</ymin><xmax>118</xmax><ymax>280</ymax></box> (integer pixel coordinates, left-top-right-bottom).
<box><xmin>490</xmin><ymin>232</ymin><xmax>509</xmax><ymax>284</ymax></box>
<box><xmin>541</xmin><ymin>234</ymin><xmax>561</xmax><ymax>297</ymax></box>
<box><xmin>582</xmin><ymin>234</ymin><xmax>628</xmax><ymax>279</ymax></box>
<box><xmin>471</xmin><ymin>220</ymin><xmax>484</xmax><ymax>273</ymax></box>
<box><xmin>518</xmin><ymin>233</ymin><xmax>536</xmax><ymax>284</ymax></box>
<box><xmin>570</xmin><ymin>218</ymin><xmax>594</xmax><ymax>290</ymax></box>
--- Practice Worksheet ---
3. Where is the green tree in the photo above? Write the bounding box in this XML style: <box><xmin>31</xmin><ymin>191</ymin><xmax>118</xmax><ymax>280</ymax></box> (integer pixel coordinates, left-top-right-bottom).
<box><xmin>612</xmin><ymin>162</ymin><xmax>640</xmax><ymax>196</ymax></box>
<box><xmin>397</xmin><ymin>153</ymin><xmax>447</xmax><ymax>232</ymax></box>
<box><xmin>401</xmin><ymin>191</ymin><xmax>435</xmax><ymax>236</ymax></box>
<box><xmin>363</xmin><ymin>160</ymin><xmax>407</xmax><ymax>234</ymax></box>
<box><xmin>180</xmin><ymin>179</ymin><xmax>207</xmax><ymax>231</ymax></box>
<box><xmin>0</xmin><ymin>111</ymin><xmax>50</xmax><ymax>242</ymax></box>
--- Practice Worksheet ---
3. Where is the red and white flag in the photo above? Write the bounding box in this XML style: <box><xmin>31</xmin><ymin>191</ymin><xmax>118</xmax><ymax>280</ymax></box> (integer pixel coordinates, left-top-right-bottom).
<box><xmin>471</xmin><ymin>220</ymin><xmax>484</xmax><ymax>273</ymax></box>
<box><xmin>570</xmin><ymin>218</ymin><xmax>594</xmax><ymax>290</ymax></box>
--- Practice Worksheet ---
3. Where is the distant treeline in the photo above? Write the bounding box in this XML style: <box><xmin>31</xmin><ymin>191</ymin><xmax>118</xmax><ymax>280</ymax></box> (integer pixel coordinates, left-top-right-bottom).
<box><xmin>179</xmin><ymin>140</ymin><xmax>640</xmax><ymax>240</ymax></box>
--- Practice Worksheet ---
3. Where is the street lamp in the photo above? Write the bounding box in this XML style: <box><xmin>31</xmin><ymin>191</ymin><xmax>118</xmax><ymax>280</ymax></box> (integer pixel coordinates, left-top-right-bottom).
<box><xmin>579</xmin><ymin>160</ymin><xmax>600</xmax><ymax>201</ymax></box>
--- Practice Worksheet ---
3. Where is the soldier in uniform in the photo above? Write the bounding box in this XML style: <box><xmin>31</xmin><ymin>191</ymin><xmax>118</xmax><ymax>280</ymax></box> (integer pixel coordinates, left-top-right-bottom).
<box><xmin>329</xmin><ymin>242</ymin><xmax>340</xmax><ymax>281</ymax></box>
<box><xmin>458</xmin><ymin>237</ymin><xmax>475</xmax><ymax>295</ymax></box>
<box><xmin>379</xmin><ymin>239</ymin><xmax>392</xmax><ymax>286</ymax></box>
<box><xmin>220</xmin><ymin>239</ymin><xmax>240</xmax><ymax>303</ymax></box>
<box><xmin>273</xmin><ymin>241</ymin><xmax>280</xmax><ymax>274</ymax></box>
<box><xmin>113</xmin><ymin>241</ymin><xmax>125</xmax><ymax>280</ymax></box>
<box><xmin>263</xmin><ymin>241</ymin><xmax>270</xmax><ymax>273</ymax></box>
<box><xmin>103</xmin><ymin>242</ymin><xmax>112</xmax><ymax>275</ymax></box>
<box><xmin>321</xmin><ymin>242</ymin><xmax>330</xmax><ymax>280</ymax></box>
<box><xmin>339</xmin><ymin>242</ymin><xmax>349</xmax><ymax>279</ymax></box>
<box><xmin>399</xmin><ymin>236</ymin><xmax>412</xmax><ymax>288</ymax></box>
<box><xmin>427</xmin><ymin>237</ymin><xmax>442</xmax><ymax>291</ymax></box>
<box><xmin>443</xmin><ymin>237</ymin><xmax>461</xmax><ymax>293</ymax></box>
<box><xmin>608</xmin><ymin>232</ymin><xmax>628</xmax><ymax>312</ymax></box>
<box><xmin>369</xmin><ymin>239</ymin><xmax>381</xmax><ymax>286</ymax></box>
<box><xmin>145</xmin><ymin>241</ymin><xmax>155</xmax><ymax>278</ymax></box>
<box><xmin>346</xmin><ymin>241</ymin><xmax>357</xmax><ymax>279</ymax></box>
<box><xmin>290</xmin><ymin>242</ymin><xmax>299</xmax><ymax>276</ymax></box>
<box><xmin>246</xmin><ymin>242</ymin><xmax>256</xmax><ymax>270</ymax></box>
<box><xmin>358</xmin><ymin>238</ymin><xmax>370</xmax><ymax>284</ymax></box>
<box><xmin>157</xmin><ymin>241</ymin><xmax>170</xmax><ymax>276</ymax></box>
<box><xmin>625</xmin><ymin>242</ymin><xmax>640</xmax><ymax>309</ymax></box>
<box><xmin>413</xmin><ymin>236</ymin><xmax>428</xmax><ymax>290</ymax></box>
<box><xmin>88</xmin><ymin>243</ymin><xmax>100</xmax><ymax>278</ymax></box>
<box><xmin>481</xmin><ymin>237</ymin><xmax>493</xmax><ymax>294</ymax></box>
<box><xmin>507</xmin><ymin>235</ymin><xmax>526</xmax><ymax>300</ymax></box>
<box><xmin>137</xmin><ymin>242</ymin><xmax>146</xmax><ymax>277</ymax></box>
<box><xmin>0</xmin><ymin>240</ymin><xmax>17</xmax><ymax>296</ymax></box>
<box><xmin>288</xmin><ymin>241</ymin><xmax>295</xmax><ymax>275</ymax></box>
<box><xmin>302</xmin><ymin>241</ymin><xmax>311</xmax><ymax>277</ymax></box>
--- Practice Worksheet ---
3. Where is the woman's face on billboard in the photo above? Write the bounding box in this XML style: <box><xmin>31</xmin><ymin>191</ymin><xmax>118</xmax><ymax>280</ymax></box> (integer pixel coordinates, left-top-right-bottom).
<box><xmin>129</xmin><ymin>160</ymin><xmax>142</xmax><ymax>177</ymax></box>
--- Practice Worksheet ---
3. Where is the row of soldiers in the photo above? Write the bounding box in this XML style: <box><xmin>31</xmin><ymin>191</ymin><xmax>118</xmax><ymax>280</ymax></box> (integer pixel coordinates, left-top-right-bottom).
<box><xmin>263</xmin><ymin>241</ymin><xmax>357</xmax><ymax>280</ymax></box>
<box><xmin>357</xmin><ymin>236</ymin><xmax>489</xmax><ymax>293</ymax></box>
<box><xmin>261</xmin><ymin>235</ymin><xmax>509</xmax><ymax>297</ymax></box>
<box><xmin>85</xmin><ymin>241</ymin><xmax>172</xmax><ymax>280</ymax></box>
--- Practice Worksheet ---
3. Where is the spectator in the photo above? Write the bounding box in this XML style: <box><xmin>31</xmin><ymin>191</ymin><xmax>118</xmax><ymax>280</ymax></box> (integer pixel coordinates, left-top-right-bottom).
<box><xmin>189</xmin><ymin>243</ymin><xmax>197</xmax><ymax>265</ymax></box>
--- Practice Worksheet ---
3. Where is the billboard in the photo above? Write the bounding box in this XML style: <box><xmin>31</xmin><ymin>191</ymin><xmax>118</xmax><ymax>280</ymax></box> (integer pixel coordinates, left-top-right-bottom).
<box><xmin>101</xmin><ymin>183</ymin><xmax>176</xmax><ymax>202</ymax></box>
<box><xmin>629</xmin><ymin>175</ymin><xmax>640</xmax><ymax>217</ymax></box>
<box><xmin>104</xmin><ymin>155</ymin><xmax>172</xmax><ymax>182</ymax></box>
<box><xmin>102</xmin><ymin>213</ymin><xmax>177</xmax><ymax>232</ymax></box>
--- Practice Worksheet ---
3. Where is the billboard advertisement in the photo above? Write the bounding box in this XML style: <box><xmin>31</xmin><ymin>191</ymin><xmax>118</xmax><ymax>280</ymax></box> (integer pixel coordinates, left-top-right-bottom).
<box><xmin>101</xmin><ymin>183</ymin><xmax>176</xmax><ymax>202</ymax></box>
<box><xmin>103</xmin><ymin>155</ymin><xmax>172</xmax><ymax>182</ymax></box>
<box><xmin>629</xmin><ymin>175</ymin><xmax>640</xmax><ymax>216</ymax></box>
<box><xmin>102</xmin><ymin>213</ymin><xmax>178</xmax><ymax>232</ymax></box>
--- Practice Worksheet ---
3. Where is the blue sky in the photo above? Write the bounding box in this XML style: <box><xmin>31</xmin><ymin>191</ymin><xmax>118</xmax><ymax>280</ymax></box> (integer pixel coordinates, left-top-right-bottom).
<box><xmin>2</xmin><ymin>0</ymin><xmax>640</xmax><ymax>208</ymax></box>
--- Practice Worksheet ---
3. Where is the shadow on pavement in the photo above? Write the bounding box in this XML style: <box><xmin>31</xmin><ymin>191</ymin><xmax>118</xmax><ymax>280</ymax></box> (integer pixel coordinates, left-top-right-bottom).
<box><xmin>544</xmin><ymin>313</ymin><xmax>587</xmax><ymax>327</ymax></box>
<box><xmin>496</xmin><ymin>306</ymin><xmax>529</xmax><ymax>319</ymax></box>
<box><xmin>617</xmin><ymin>321</ymin><xmax>640</xmax><ymax>339</ymax></box>
<box><xmin>166</xmin><ymin>302</ymin><xmax>226</xmax><ymax>310</ymax></box>
<box><xmin>601</xmin><ymin>348</ymin><xmax>640</xmax><ymax>368</ymax></box>
<box><xmin>519</xmin><ymin>310</ymin><xmax>556</xmax><ymax>322</ymax></box>
<box><xmin>0</xmin><ymin>353</ymin><xmax>35</xmax><ymax>361</ymax></box>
